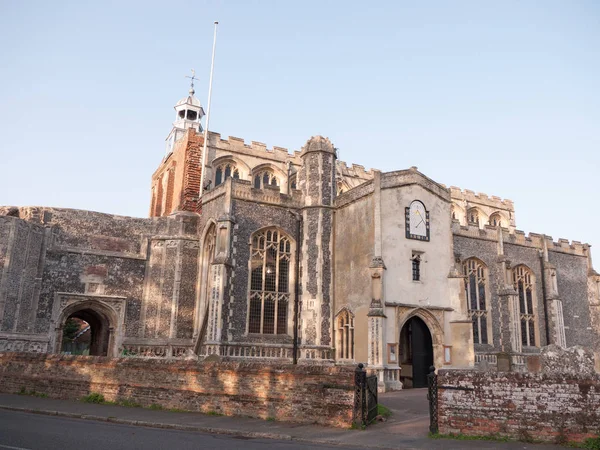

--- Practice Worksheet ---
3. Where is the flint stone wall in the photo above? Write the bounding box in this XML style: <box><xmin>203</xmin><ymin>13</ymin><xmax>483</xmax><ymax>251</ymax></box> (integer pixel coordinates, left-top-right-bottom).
<box><xmin>438</xmin><ymin>346</ymin><xmax>600</xmax><ymax>443</ymax></box>
<box><xmin>0</xmin><ymin>352</ymin><xmax>354</xmax><ymax>427</ymax></box>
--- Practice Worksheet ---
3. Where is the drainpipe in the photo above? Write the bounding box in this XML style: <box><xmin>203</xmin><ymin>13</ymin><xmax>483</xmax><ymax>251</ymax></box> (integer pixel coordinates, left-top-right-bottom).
<box><xmin>538</xmin><ymin>250</ymin><xmax>550</xmax><ymax>346</ymax></box>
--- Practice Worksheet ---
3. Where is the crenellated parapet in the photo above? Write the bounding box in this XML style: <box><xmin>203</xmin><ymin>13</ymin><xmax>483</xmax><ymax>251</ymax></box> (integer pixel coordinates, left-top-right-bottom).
<box><xmin>449</xmin><ymin>186</ymin><xmax>514</xmax><ymax>210</ymax></box>
<box><xmin>449</xmin><ymin>186</ymin><xmax>516</xmax><ymax>229</ymax></box>
<box><xmin>452</xmin><ymin>221</ymin><xmax>589</xmax><ymax>257</ymax></box>
<box><xmin>207</xmin><ymin>132</ymin><xmax>302</xmax><ymax>165</ymax></box>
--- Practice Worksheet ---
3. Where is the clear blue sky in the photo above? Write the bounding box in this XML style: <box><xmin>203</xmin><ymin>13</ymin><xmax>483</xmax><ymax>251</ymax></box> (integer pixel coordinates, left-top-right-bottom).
<box><xmin>1</xmin><ymin>1</ymin><xmax>598</xmax><ymax>257</ymax></box>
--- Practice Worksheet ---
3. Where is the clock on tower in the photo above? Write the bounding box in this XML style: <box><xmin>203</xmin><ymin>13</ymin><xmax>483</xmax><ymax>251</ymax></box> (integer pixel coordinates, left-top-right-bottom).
<box><xmin>405</xmin><ymin>200</ymin><xmax>430</xmax><ymax>241</ymax></box>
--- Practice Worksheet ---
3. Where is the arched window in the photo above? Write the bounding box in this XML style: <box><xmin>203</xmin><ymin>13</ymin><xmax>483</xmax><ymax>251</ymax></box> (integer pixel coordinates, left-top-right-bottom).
<box><xmin>248</xmin><ymin>229</ymin><xmax>292</xmax><ymax>335</ymax></box>
<box><xmin>451</xmin><ymin>207</ymin><xmax>457</xmax><ymax>221</ymax></box>
<box><xmin>489</xmin><ymin>213</ymin><xmax>502</xmax><ymax>227</ymax></box>
<box><xmin>468</xmin><ymin>208</ymin><xmax>479</xmax><ymax>226</ymax></box>
<box><xmin>196</xmin><ymin>224</ymin><xmax>217</xmax><ymax>338</ymax></box>
<box><xmin>253</xmin><ymin>169</ymin><xmax>278</xmax><ymax>189</ymax></box>
<box><xmin>513</xmin><ymin>265</ymin><xmax>536</xmax><ymax>347</ymax></box>
<box><xmin>215</xmin><ymin>163</ymin><xmax>240</xmax><ymax>187</ymax></box>
<box><xmin>463</xmin><ymin>258</ymin><xmax>490</xmax><ymax>345</ymax></box>
<box><xmin>336</xmin><ymin>309</ymin><xmax>354</xmax><ymax>360</ymax></box>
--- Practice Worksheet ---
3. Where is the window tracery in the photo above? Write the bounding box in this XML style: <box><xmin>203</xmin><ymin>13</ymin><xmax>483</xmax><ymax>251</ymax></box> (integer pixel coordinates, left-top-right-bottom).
<box><xmin>489</xmin><ymin>213</ymin><xmax>502</xmax><ymax>227</ymax></box>
<box><xmin>248</xmin><ymin>229</ymin><xmax>292</xmax><ymax>335</ymax></box>
<box><xmin>336</xmin><ymin>309</ymin><xmax>354</xmax><ymax>360</ymax></box>
<box><xmin>253</xmin><ymin>169</ymin><xmax>278</xmax><ymax>189</ymax></box>
<box><xmin>513</xmin><ymin>265</ymin><xmax>536</xmax><ymax>347</ymax></box>
<box><xmin>463</xmin><ymin>258</ymin><xmax>490</xmax><ymax>345</ymax></box>
<box><xmin>215</xmin><ymin>163</ymin><xmax>240</xmax><ymax>186</ymax></box>
<box><xmin>468</xmin><ymin>208</ymin><xmax>480</xmax><ymax>226</ymax></box>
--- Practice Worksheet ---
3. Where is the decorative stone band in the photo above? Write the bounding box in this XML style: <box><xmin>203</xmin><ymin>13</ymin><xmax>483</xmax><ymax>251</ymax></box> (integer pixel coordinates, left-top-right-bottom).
<box><xmin>121</xmin><ymin>344</ymin><xmax>192</xmax><ymax>359</ymax></box>
<box><xmin>200</xmin><ymin>343</ymin><xmax>294</xmax><ymax>360</ymax></box>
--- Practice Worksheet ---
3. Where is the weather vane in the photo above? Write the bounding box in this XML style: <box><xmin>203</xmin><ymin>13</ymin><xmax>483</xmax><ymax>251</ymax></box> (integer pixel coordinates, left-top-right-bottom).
<box><xmin>185</xmin><ymin>69</ymin><xmax>197</xmax><ymax>93</ymax></box>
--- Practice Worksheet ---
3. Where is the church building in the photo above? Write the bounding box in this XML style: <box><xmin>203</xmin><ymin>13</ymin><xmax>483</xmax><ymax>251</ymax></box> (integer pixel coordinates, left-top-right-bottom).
<box><xmin>1</xmin><ymin>85</ymin><xmax>598</xmax><ymax>391</ymax></box>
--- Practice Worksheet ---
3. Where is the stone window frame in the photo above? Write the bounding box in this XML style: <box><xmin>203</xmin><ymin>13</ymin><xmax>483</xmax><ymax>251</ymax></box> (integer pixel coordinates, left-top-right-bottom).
<box><xmin>194</xmin><ymin>222</ymin><xmax>217</xmax><ymax>338</ymax></box>
<box><xmin>462</xmin><ymin>257</ymin><xmax>493</xmax><ymax>345</ymax></box>
<box><xmin>245</xmin><ymin>227</ymin><xmax>296</xmax><ymax>336</ymax></box>
<box><xmin>467</xmin><ymin>207</ymin><xmax>481</xmax><ymax>227</ymax></box>
<box><xmin>411</xmin><ymin>251</ymin><xmax>423</xmax><ymax>282</ymax></box>
<box><xmin>214</xmin><ymin>162</ymin><xmax>240</xmax><ymax>187</ymax></box>
<box><xmin>489</xmin><ymin>212</ymin><xmax>503</xmax><ymax>227</ymax></box>
<box><xmin>335</xmin><ymin>307</ymin><xmax>355</xmax><ymax>361</ymax></box>
<box><xmin>512</xmin><ymin>264</ymin><xmax>539</xmax><ymax>348</ymax></box>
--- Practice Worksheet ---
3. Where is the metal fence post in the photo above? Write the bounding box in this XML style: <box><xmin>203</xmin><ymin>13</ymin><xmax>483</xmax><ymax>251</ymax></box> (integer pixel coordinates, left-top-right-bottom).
<box><xmin>427</xmin><ymin>365</ymin><xmax>438</xmax><ymax>434</ymax></box>
<box><xmin>353</xmin><ymin>363</ymin><xmax>367</xmax><ymax>426</ymax></box>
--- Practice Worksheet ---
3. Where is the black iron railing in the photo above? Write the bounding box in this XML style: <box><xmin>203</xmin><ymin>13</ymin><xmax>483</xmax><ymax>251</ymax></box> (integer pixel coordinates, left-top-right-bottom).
<box><xmin>427</xmin><ymin>365</ymin><xmax>438</xmax><ymax>434</ymax></box>
<box><xmin>353</xmin><ymin>363</ymin><xmax>378</xmax><ymax>427</ymax></box>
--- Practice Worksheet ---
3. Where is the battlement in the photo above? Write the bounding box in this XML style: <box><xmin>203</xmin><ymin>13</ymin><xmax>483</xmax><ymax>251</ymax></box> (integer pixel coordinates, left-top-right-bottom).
<box><xmin>208</xmin><ymin>132</ymin><xmax>299</xmax><ymax>162</ymax></box>
<box><xmin>336</xmin><ymin>160</ymin><xmax>375</xmax><ymax>179</ymax></box>
<box><xmin>452</xmin><ymin>221</ymin><xmax>589</xmax><ymax>257</ymax></box>
<box><xmin>449</xmin><ymin>186</ymin><xmax>514</xmax><ymax>211</ymax></box>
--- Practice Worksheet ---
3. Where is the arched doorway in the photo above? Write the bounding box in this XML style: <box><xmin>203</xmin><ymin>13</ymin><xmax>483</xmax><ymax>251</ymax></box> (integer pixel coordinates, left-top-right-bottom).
<box><xmin>399</xmin><ymin>317</ymin><xmax>433</xmax><ymax>388</ymax></box>
<box><xmin>60</xmin><ymin>308</ymin><xmax>111</xmax><ymax>356</ymax></box>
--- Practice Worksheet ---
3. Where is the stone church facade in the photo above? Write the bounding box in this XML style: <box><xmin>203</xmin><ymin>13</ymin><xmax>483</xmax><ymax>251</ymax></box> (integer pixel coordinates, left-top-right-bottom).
<box><xmin>1</xmin><ymin>87</ymin><xmax>599</xmax><ymax>391</ymax></box>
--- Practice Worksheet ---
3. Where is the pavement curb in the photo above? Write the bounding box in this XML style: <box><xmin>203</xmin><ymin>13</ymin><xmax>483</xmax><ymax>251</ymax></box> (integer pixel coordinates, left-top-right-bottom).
<box><xmin>0</xmin><ymin>404</ymin><xmax>404</xmax><ymax>449</ymax></box>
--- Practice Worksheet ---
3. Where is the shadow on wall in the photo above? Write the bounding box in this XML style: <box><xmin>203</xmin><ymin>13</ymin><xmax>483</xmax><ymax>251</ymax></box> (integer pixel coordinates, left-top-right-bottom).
<box><xmin>0</xmin><ymin>353</ymin><xmax>355</xmax><ymax>427</ymax></box>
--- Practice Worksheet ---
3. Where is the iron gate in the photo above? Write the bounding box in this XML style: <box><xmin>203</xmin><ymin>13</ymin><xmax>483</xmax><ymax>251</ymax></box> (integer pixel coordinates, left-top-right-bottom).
<box><xmin>353</xmin><ymin>363</ymin><xmax>378</xmax><ymax>426</ymax></box>
<box><xmin>427</xmin><ymin>365</ymin><xmax>438</xmax><ymax>434</ymax></box>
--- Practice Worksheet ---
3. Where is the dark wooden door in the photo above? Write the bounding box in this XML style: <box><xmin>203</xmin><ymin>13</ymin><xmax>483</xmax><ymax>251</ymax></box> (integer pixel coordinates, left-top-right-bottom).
<box><xmin>410</xmin><ymin>317</ymin><xmax>433</xmax><ymax>388</ymax></box>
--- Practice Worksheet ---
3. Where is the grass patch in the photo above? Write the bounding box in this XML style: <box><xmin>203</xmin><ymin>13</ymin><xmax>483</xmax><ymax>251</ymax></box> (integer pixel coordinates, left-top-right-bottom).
<box><xmin>206</xmin><ymin>410</ymin><xmax>223</xmax><ymax>416</ymax></box>
<box><xmin>117</xmin><ymin>398</ymin><xmax>142</xmax><ymax>408</ymax></box>
<box><xmin>17</xmin><ymin>387</ymin><xmax>48</xmax><ymax>398</ymax></box>
<box><xmin>266</xmin><ymin>416</ymin><xmax>276</xmax><ymax>422</ymax></box>
<box><xmin>82</xmin><ymin>392</ymin><xmax>105</xmax><ymax>404</ymax></box>
<box><xmin>149</xmin><ymin>403</ymin><xmax>164</xmax><ymax>410</ymax></box>
<box><xmin>349</xmin><ymin>422</ymin><xmax>366</xmax><ymax>430</ymax></box>
<box><xmin>168</xmin><ymin>408</ymin><xmax>188</xmax><ymax>413</ymax></box>
<box><xmin>429</xmin><ymin>432</ymin><xmax>511</xmax><ymax>442</ymax></box>
<box><xmin>569</xmin><ymin>437</ymin><xmax>600</xmax><ymax>449</ymax></box>
<box><xmin>377</xmin><ymin>404</ymin><xmax>392</xmax><ymax>418</ymax></box>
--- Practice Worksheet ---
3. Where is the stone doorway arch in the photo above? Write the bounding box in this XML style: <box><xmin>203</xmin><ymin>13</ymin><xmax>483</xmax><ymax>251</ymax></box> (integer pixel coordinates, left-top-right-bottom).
<box><xmin>399</xmin><ymin>317</ymin><xmax>433</xmax><ymax>388</ymax></box>
<box><xmin>61</xmin><ymin>308</ymin><xmax>111</xmax><ymax>356</ymax></box>
<box><xmin>52</xmin><ymin>294</ymin><xmax>125</xmax><ymax>358</ymax></box>
<box><xmin>397</xmin><ymin>307</ymin><xmax>445</xmax><ymax>388</ymax></box>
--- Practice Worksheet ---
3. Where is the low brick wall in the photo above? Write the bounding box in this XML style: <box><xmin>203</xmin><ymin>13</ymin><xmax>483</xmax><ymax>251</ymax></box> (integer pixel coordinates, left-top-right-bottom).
<box><xmin>437</xmin><ymin>369</ymin><xmax>600</xmax><ymax>443</ymax></box>
<box><xmin>0</xmin><ymin>353</ymin><xmax>354</xmax><ymax>427</ymax></box>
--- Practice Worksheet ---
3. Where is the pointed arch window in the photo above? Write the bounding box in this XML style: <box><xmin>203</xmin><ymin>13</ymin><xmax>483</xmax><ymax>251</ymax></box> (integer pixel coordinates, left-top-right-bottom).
<box><xmin>513</xmin><ymin>265</ymin><xmax>536</xmax><ymax>347</ymax></box>
<box><xmin>215</xmin><ymin>163</ymin><xmax>240</xmax><ymax>187</ymax></box>
<box><xmin>336</xmin><ymin>309</ymin><xmax>355</xmax><ymax>360</ymax></box>
<box><xmin>489</xmin><ymin>213</ymin><xmax>502</xmax><ymax>227</ymax></box>
<box><xmin>468</xmin><ymin>208</ymin><xmax>480</xmax><ymax>226</ymax></box>
<box><xmin>253</xmin><ymin>169</ymin><xmax>278</xmax><ymax>189</ymax></box>
<box><xmin>463</xmin><ymin>258</ymin><xmax>490</xmax><ymax>345</ymax></box>
<box><xmin>248</xmin><ymin>229</ymin><xmax>292</xmax><ymax>335</ymax></box>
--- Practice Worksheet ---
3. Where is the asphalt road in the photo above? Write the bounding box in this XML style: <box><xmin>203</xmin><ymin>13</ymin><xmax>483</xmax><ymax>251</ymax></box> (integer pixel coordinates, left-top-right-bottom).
<box><xmin>0</xmin><ymin>410</ymin><xmax>365</xmax><ymax>450</ymax></box>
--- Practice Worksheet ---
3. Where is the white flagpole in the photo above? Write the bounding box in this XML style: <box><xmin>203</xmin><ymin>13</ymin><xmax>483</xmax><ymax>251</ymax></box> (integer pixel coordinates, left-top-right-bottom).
<box><xmin>199</xmin><ymin>21</ymin><xmax>219</xmax><ymax>203</ymax></box>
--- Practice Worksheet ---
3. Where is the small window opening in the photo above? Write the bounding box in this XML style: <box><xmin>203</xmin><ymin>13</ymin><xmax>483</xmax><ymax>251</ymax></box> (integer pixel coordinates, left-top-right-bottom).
<box><xmin>186</xmin><ymin>110</ymin><xmax>197</xmax><ymax>121</ymax></box>
<box><xmin>411</xmin><ymin>252</ymin><xmax>422</xmax><ymax>281</ymax></box>
<box><xmin>178</xmin><ymin>110</ymin><xmax>185</xmax><ymax>119</ymax></box>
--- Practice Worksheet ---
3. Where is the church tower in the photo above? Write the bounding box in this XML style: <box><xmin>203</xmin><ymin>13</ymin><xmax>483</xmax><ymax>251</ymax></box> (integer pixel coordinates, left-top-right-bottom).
<box><xmin>164</xmin><ymin>76</ymin><xmax>205</xmax><ymax>155</ymax></box>
<box><xmin>150</xmin><ymin>78</ymin><xmax>206</xmax><ymax>217</ymax></box>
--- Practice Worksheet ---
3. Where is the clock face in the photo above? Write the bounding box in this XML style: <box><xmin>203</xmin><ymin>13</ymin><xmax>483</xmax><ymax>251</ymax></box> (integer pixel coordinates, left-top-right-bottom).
<box><xmin>405</xmin><ymin>200</ymin><xmax>430</xmax><ymax>241</ymax></box>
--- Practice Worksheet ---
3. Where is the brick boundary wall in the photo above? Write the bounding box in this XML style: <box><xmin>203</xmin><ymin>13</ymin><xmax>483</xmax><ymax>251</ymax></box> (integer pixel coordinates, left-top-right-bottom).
<box><xmin>0</xmin><ymin>353</ymin><xmax>354</xmax><ymax>427</ymax></box>
<box><xmin>437</xmin><ymin>369</ymin><xmax>600</xmax><ymax>443</ymax></box>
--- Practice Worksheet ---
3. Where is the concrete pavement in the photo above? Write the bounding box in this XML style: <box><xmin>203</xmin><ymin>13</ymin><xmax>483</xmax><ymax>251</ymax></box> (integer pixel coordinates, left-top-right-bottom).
<box><xmin>0</xmin><ymin>390</ymin><xmax>564</xmax><ymax>449</ymax></box>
